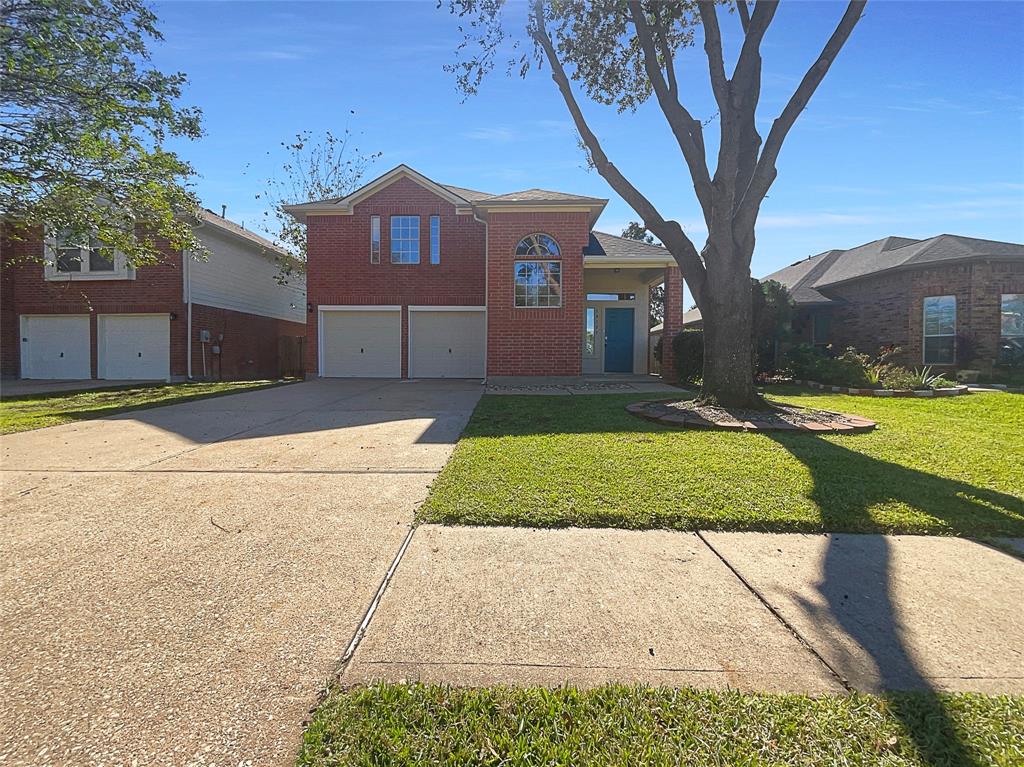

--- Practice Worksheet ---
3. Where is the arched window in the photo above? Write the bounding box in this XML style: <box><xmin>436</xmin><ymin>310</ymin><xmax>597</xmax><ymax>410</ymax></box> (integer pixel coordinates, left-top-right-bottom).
<box><xmin>515</xmin><ymin>233</ymin><xmax>561</xmax><ymax>258</ymax></box>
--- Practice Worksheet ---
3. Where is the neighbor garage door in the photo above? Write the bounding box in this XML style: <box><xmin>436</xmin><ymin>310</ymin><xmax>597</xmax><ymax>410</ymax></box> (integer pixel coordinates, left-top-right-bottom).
<box><xmin>409</xmin><ymin>308</ymin><xmax>486</xmax><ymax>378</ymax></box>
<box><xmin>98</xmin><ymin>313</ymin><xmax>171</xmax><ymax>380</ymax></box>
<box><xmin>20</xmin><ymin>315</ymin><xmax>91</xmax><ymax>379</ymax></box>
<box><xmin>320</xmin><ymin>308</ymin><xmax>401</xmax><ymax>377</ymax></box>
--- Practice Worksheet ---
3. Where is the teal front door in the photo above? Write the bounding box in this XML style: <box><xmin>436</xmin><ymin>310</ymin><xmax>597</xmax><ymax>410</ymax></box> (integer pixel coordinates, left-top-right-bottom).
<box><xmin>604</xmin><ymin>308</ymin><xmax>634</xmax><ymax>373</ymax></box>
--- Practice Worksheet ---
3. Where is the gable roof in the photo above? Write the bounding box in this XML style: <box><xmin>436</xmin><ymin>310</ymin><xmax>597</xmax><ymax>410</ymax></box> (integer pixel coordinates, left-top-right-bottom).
<box><xmin>282</xmin><ymin>164</ymin><xmax>608</xmax><ymax>224</ymax></box>
<box><xmin>584</xmin><ymin>231</ymin><xmax>675</xmax><ymax>265</ymax></box>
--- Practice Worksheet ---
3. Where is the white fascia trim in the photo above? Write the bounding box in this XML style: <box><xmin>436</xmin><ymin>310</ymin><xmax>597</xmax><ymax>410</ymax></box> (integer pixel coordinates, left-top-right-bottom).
<box><xmin>584</xmin><ymin>259</ymin><xmax>675</xmax><ymax>269</ymax></box>
<box><xmin>318</xmin><ymin>305</ymin><xmax>402</xmax><ymax>312</ymax></box>
<box><xmin>407</xmin><ymin>305</ymin><xmax>486</xmax><ymax>312</ymax></box>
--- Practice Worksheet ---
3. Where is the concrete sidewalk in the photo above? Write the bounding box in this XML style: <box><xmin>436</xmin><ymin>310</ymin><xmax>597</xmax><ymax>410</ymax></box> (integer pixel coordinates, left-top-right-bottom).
<box><xmin>343</xmin><ymin>526</ymin><xmax>1024</xmax><ymax>694</ymax></box>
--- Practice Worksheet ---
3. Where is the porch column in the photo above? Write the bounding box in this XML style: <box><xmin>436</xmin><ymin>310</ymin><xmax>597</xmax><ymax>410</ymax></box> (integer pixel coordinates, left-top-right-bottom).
<box><xmin>660</xmin><ymin>266</ymin><xmax>683</xmax><ymax>383</ymax></box>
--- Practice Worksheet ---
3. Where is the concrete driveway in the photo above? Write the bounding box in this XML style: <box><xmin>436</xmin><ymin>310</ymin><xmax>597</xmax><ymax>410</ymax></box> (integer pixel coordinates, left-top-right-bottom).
<box><xmin>0</xmin><ymin>379</ymin><xmax>482</xmax><ymax>766</ymax></box>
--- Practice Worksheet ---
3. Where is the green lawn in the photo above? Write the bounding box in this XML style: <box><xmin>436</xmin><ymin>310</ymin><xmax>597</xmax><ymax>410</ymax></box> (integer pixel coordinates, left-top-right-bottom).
<box><xmin>298</xmin><ymin>683</ymin><xmax>1023</xmax><ymax>767</ymax></box>
<box><xmin>0</xmin><ymin>380</ymin><xmax>290</xmax><ymax>434</ymax></box>
<box><xmin>420</xmin><ymin>387</ymin><xmax>1024</xmax><ymax>537</ymax></box>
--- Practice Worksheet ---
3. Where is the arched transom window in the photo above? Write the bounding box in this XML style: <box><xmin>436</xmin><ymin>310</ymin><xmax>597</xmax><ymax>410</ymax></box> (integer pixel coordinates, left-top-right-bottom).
<box><xmin>515</xmin><ymin>233</ymin><xmax>561</xmax><ymax>258</ymax></box>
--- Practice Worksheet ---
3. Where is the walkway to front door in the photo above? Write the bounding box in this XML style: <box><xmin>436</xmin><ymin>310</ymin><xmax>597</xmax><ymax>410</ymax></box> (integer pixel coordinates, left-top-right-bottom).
<box><xmin>604</xmin><ymin>307</ymin><xmax>634</xmax><ymax>373</ymax></box>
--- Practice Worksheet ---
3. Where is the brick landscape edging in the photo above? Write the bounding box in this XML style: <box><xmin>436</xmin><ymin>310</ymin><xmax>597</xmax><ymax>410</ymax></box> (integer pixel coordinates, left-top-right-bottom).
<box><xmin>626</xmin><ymin>400</ymin><xmax>877</xmax><ymax>433</ymax></box>
<box><xmin>792</xmin><ymin>380</ymin><xmax>971</xmax><ymax>398</ymax></box>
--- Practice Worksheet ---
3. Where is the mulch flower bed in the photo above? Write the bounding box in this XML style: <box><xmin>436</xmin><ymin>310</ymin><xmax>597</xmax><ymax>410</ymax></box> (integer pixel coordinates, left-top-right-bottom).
<box><xmin>627</xmin><ymin>399</ymin><xmax>876</xmax><ymax>433</ymax></box>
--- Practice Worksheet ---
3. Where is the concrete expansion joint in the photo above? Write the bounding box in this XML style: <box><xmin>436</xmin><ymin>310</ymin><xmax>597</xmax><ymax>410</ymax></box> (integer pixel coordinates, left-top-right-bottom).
<box><xmin>695</xmin><ymin>530</ymin><xmax>854</xmax><ymax>693</ymax></box>
<box><xmin>336</xmin><ymin>523</ymin><xmax>419</xmax><ymax>674</ymax></box>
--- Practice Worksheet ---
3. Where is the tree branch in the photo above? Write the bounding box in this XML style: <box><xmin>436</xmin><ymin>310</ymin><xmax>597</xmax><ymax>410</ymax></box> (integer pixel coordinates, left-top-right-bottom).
<box><xmin>696</xmin><ymin>2</ymin><xmax>729</xmax><ymax>112</ymax></box>
<box><xmin>736</xmin><ymin>1</ymin><xmax>751</xmax><ymax>33</ymax></box>
<box><xmin>530</xmin><ymin>0</ymin><xmax>706</xmax><ymax>301</ymax></box>
<box><xmin>627</xmin><ymin>1</ymin><xmax>713</xmax><ymax>224</ymax></box>
<box><xmin>735</xmin><ymin>0</ymin><xmax>867</xmax><ymax>233</ymax></box>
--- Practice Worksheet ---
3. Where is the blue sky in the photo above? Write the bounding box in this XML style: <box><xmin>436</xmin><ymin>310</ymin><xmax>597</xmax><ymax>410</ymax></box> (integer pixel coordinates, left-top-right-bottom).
<box><xmin>151</xmin><ymin>0</ymin><xmax>1024</xmax><ymax>282</ymax></box>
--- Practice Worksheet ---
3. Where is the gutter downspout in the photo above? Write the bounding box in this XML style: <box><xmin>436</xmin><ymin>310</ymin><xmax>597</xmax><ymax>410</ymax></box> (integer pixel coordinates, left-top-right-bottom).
<box><xmin>183</xmin><ymin>248</ymin><xmax>193</xmax><ymax>380</ymax></box>
<box><xmin>472</xmin><ymin>206</ymin><xmax>488</xmax><ymax>383</ymax></box>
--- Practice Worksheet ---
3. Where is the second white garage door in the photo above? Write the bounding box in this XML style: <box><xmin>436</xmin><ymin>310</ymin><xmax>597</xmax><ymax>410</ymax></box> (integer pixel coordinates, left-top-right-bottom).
<box><xmin>98</xmin><ymin>314</ymin><xmax>171</xmax><ymax>380</ymax></box>
<box><xmin>409</xmin><ymin>309</ymin><xmax>486</xmax><ymax>378</ymax></box>
<box><xmin>320</xmin><ymin>308</ymin><xmax>402</xmax><ymax>377</ymax></box>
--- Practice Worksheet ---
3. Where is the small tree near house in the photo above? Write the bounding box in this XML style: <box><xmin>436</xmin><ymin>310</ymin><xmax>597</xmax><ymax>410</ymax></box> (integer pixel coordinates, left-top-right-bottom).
<box><xmin>443</xmin><ymin>0</ymin><xmax>867</xmax><ymax>407</ymax></box>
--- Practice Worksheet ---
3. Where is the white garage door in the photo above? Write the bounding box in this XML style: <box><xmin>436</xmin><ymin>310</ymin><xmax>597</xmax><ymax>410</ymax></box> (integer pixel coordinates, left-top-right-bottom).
<box><xmin>409</xmin><ymin>309</ymin><xmax>486</xmax><ymax>378</ymax></box>
<box><xmin>98</xmin><ymin>314</ymin><xmax>171</xmax><ymax>380</ymax></box>
<box><xmin>20</xmin><ymin>315</ymin><xmax>91</xmax><ymax>379</ymax></box>
<box><xmin>320</xmin><ymin>309</ymin><xmax>401</xmax><ymax>377</ymax></box>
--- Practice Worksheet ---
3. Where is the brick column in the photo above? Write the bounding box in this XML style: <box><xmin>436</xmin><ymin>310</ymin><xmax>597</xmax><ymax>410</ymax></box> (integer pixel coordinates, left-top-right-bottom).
<box><xmin>660</xmin><ymin>266</ymin><xmax>683</xmax><ymax>383</ymax></box>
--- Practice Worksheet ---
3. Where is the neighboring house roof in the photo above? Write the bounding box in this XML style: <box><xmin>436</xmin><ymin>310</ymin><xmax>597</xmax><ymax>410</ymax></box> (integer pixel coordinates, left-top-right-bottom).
<box><xmin>283</xmin><ymin>164</ymin><xmax>608</xmax><ymax>226</ymax></box>
<box><xmin>583</xmin><ymin>231</ymin><xmax>675</xmax><ymax>266</ymax></box>
<box><xmin>195</xmin><ymin>208</ymin><xmax>293</xmax><ymax>261</ymax></box>
<box><xmin>757</xmin><ymin>233</ymin><xmax>1024</xmax><ymax>309</ymax></box>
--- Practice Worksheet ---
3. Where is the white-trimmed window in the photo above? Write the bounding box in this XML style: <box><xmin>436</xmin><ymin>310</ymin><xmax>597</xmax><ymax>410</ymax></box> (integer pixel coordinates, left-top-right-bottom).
<box><xmin>514</xmin><ymin>261</ymin><xmax>561</xmax><ymax>307</ymax></box>
<box><xmin>1000</xmin><ymin>293</ymin><xmax>1024</xmax><ymax>365</ymax></box>
<box><xmin>584</xmin><ymin>307</ymin><xmax>597</xmax><ymax>356</ymax></box>
<box><xmin>44</xmin><ymin>231</ymin><xmax>133</xmax><ymax>281</ymax></box>
<box><xmin>923</xmin><ymin>295</ymin><xmax>956</xmax><ymax>364</ymax></box>
<box><xmin>516</xmin><ymin>233</ymin><xmax>560</xmax><ymax>257</ymax></box>
<box><xmin>390</xmin><ymin>215</ymin><xmax>419</xmax><ymax>264</ymax></box>
<box><xmin>370</xmin><ymin>216</ymin><xmax>381</xmax><ymax>264</ymax></box>
<box><xmin>429</xmin><ymin>215</ymin><xmax>440</xmax><ymax>265</ymax></box>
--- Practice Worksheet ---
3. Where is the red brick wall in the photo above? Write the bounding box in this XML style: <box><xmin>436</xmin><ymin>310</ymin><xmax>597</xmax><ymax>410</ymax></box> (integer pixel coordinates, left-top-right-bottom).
<box><xmin>1</xmin><ymin>224</ymin><xmax>187</xmax><ymax>378</ymax></box>
<box><xmin>189</xmin><ymin>304</ymin><xmax>305</xmax><ymax>381</ymax></box>
<box><xmin>485</xmin><ymin>211</ymin><xmax>591</xmax><ymax>376</ymax></box>
<box><xmin>659</xmin><ymin>266</ymin><xmax>684</xmax><ymax>382</ymax></box>
<box><xmin>809</xmin><ymin>260</ymin><xmax>1024</xmax><ymax>368</ymax></box>
<box><xmin>304</xmin><ymin>176</ymin><xmax>486</xmax><ymax>376</ymax></box>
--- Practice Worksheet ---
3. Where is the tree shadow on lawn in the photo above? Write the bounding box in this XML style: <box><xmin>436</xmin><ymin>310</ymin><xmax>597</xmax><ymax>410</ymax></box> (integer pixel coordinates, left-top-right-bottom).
<box><xmin>771</xmin><ymin>434</ymin><xmax>1023</xmax><ymax>767</ymax></box>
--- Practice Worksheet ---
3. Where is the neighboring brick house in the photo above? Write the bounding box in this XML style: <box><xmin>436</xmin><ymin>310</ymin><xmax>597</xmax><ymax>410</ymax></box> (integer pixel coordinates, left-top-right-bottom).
<box><xmin>684</xmin><ymin>234</ymin><xmax>1024</xmax><ymax>370</ymax></box>
<box><xmin>1</xmin><ymin>210</ymin><xmax>306</xmax><ymax>382</ymax></box>
<box><xmin>284</xmin><ymin>165</ymin><xmax>680</xmax><ymax>380</ymax></box>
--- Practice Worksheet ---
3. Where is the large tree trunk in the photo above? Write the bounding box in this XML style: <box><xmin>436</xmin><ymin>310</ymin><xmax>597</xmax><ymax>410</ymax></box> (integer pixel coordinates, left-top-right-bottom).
<box><xmin>697</xmin><ymin>243</ymin><xmax>763</xmax><ymax>408</ymax></box>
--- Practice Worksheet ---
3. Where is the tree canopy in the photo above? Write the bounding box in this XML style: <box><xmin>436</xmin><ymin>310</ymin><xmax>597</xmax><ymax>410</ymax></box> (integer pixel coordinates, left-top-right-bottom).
<box><xmin>1</xmin><ymin>0</ymin><xmax>202</xmax><ymax>264</ymax></box>
<box><xmin>443</xmin><ymin>0</ymin><xmax>865</xmax><ymax>406</ymax></box>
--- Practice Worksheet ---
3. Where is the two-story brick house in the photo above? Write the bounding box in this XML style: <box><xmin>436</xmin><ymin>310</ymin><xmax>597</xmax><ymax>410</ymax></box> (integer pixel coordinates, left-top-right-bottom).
<box><xmin>1</xmin><ymin>210</ymin><xmax>306</xmax><ymax>382</ymax></box>
<box><xmin>285</xmin><ymin>164</ymin><xmax>680</xmax><ymax>380</ymax></box>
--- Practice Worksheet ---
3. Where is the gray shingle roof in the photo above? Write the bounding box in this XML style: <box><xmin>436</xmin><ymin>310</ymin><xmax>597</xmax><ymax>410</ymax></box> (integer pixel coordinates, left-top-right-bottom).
<box><xmin>584</xmin><ymin>231</ymin><xmax>674</xmax><ymax>262</ymax></box>
<box><xmin>481</xmin><ymin>188</ymin><xmax>607</xmax><ymax>204</ymax></box>
<box><xmin>196</xmin><ymin>208</ymin><xmax>291</xmax><ymax>259</ymax></box>
<box><xmin>441</xmin><ymin>184</ymin><xmax>495</xmax><ymax>202</ymax></box>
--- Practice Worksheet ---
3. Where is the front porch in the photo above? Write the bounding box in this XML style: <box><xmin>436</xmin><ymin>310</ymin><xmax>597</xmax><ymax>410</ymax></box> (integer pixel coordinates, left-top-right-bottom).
<box><xmin>580</xmin><ymin>261</ymin><xmax>683</xmax><ymax>378</ymax></box>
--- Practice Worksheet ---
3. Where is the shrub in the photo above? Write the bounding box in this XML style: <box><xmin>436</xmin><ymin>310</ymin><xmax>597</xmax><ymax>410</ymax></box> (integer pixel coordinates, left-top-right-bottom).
<box><xmin>672</xmin><ymin>329</ymin><xmax>704</xmax><ymax>384</ymax></box>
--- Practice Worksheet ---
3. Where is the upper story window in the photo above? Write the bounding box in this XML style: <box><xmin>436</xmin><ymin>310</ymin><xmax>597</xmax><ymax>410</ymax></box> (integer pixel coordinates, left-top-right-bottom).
<box><xmin>390</xmin><ymin>215</ymin><xmax>420</xmax><ymax>264</ymax></box>
<box><xmin>1000</xmin><ymin>293</ymin><xmax>1024</xmax><ymax>365</ymax></box>
<box><xmin>923</xmin><ymin>295</ymin><xmax>956</xmax><ymax>364</ymax></box>
<box><xmin>515</xmin><ymin>233</ymin><xmax>560</xmax><ymax>258</ymax></box>
<box><xmin>370</xmin><ymin>216</ymin><xmax>381</xmax><ymax>264</ymax></box>
<box><xmin>429</xmin><ymin>215</ymin><xmax>440</xmax><ymax>265</ymax></box>
<box><xmin>44</xmin><ymin>231</ymin><xmax>133</xmax><ymax>281</ymax></box>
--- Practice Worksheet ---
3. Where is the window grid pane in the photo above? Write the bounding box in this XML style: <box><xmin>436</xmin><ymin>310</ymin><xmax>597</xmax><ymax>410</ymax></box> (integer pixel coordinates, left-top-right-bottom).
<box><xmin>56</xmin><ymin>247</ymin><xmax>83</xmax><ymax>272</ymax></box>
<box><xmin>515</xmin><ymin>234</ymin><xmax>561</xmax><ymax>258</ymax></box>
<box><xmin>390</xmin><ymin>215</ymin><xmax>420</xmax><ymax>264</ymax></box>
<box><xmin>430</xmin><ymin>215</ymin><xmax>440</xmax><ymax>265</ymax></box>
<box><xmin>1000</xmin><ymin>293</ymin><xmax>1024</xmax><ymax>365</ymax></box>
<box><xmin>923</xmin><ymin>295</ymin><xmax>956</xmax><ymax>364</ymax></box>
<box><xmin>370</xmin><ymin>216</ymin><xmax>381</xmax><ymax>264</ymax></box>
<box><xmin>514</xmin><ymin>261</ymin><xmax>561</xmax><ymax>308</ymax></box>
